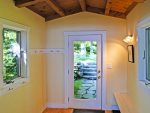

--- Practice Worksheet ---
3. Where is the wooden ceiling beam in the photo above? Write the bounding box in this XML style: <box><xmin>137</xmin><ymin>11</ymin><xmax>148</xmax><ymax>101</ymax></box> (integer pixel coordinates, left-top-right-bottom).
<box><xmin>15</xmin><ymin>0</ymin><xmax>44</xmax><ymax>8</ymax></box>
<box><xmin>44</xmin><ymin>0</ymin><xmax>65</xmax><ymax>16</ymax></box>
<box><xmin>105</xmin><ymin>0</ymin><xmax>112</xmax><ymax>15</ymax></box>
<box><xmin>78</xmin><ymin>0</ymin><xmax>86</xmax><ymax>11</ymax></box>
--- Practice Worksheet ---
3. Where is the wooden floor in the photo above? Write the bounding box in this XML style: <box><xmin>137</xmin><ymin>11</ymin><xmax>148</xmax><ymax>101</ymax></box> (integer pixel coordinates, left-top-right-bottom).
<box><xmin>43</xmin><ymin>109</ymin><xmax>112</xmax><ymax>113</ymax></box>
<box><xmin>43</xmin><ymin>108</ymin><xmax>73</xmax><ymax>113</ymax></box>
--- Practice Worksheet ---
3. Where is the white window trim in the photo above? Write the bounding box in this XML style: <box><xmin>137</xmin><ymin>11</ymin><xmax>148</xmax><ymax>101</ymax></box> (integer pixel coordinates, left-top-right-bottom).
<box><xmin>0</xmin><ymin>18</ymin><xmax>30</xmax><ymax>96</ymax></box>
<box><xmin>137</xmin><ymin>16</ymin><xmax>150</xmax><ymax>87</ymax></box>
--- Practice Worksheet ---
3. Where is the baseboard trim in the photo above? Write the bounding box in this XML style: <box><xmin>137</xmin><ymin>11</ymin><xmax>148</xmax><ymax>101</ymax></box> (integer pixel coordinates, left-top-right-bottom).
<box><xmin>103</xmin><ymin>105</ymin><xmax>119</xmax><ymax>110</ymax></box>
<box><xmin>47</xmin><ymin>103</ymin><xmax>67</xmax><ymax>108</ymax></box>
<box><xmin>47</xmin><ymin>104</ymin><xmax>119</xmax><ymax>110</ymax></box>
<box><xmin>41</xmin><ymin>104</ymin><xmax>48</xmax><ymax>113</ymax></box>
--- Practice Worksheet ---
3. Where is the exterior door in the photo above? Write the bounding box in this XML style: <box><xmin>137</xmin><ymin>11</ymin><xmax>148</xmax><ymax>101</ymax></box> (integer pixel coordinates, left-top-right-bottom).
<box><xmin>68</xmin><ymin>35</ymin><xmax>102</xmax><ymax>109</ymax></box>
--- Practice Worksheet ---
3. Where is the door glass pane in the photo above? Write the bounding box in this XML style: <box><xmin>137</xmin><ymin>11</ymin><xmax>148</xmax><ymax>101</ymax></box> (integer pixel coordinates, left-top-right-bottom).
<box><xmin>74</xmin><ymin>41</ymin><xmax>97</xmax><ymax>99</ymax></box>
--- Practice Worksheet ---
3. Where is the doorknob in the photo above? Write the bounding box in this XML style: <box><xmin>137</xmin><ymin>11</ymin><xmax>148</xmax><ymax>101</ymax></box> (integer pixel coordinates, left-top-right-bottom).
<box><xmin>97</xmin><ymin>70</ymin><xmax>101</xmax><ymax>74</ymax></box>
<box><xmin>97</xmin><ymin>76</ymin><xmax>101</xmax><ymax>79</ymax></box>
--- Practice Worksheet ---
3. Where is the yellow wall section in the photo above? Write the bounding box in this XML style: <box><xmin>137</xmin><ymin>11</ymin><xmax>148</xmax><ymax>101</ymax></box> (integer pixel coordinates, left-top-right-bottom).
<box><xmin>127</xmin><ymin>1</ymin><xmax>150</xmax><ymax>113</ymax></box>
<box><xmin>0</xmin><ymin>0</ymin><xmax>46</xmax><ymax>113</ymax></box>
<box><xmin>46</xmin><ymin>12</ymin><xmax>127</xmax><ymax>106</ymax></box>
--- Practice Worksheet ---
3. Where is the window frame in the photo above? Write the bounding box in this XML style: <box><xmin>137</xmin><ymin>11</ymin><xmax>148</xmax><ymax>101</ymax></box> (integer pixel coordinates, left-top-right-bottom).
<box><xmin>0</xmin><ymin>18</ymin><xmax>30</xmax><ymax>95</ymax></box>
<box><xmin>137</xmin><ymin>16</ymin><xmax>150</xmax><ymax>85</ymax></box>
<box><xmin>145</xmin><ymin>27</ymin><xmax>150</xmax><ymax>81</ymax></box>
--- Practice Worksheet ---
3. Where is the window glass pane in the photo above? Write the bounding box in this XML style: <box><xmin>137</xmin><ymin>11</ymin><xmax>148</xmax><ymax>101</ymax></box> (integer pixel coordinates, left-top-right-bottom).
<box><xmin>146</xmin><ymin>27</ymin><xmax>150</xmax><ymax>81</ymax></box>
<box><xmin>3</xmin><ymin>28</ymin><xmax>21</xmax><ymax>83</ymax></box>
<box><xmin>20</xmin><ymin>32</ymin><xmax>27</xmax><ymax>77</ymax></box>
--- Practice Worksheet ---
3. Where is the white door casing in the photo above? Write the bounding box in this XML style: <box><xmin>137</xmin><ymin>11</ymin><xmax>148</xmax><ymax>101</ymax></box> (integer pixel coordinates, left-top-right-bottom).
<box><xmin>64</xmin><ymin>31</ymin><xmax>106</xmax><ymax>109</ymax></box>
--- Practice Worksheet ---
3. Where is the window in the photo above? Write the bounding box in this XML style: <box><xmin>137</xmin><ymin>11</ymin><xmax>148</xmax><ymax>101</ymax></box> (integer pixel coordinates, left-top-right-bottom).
<box><xmin>146</xmin><ymin>27</ymin><xmax>150</xmax><ymax>81</ymax></box>
<box><xmin>138</xmin><ymin>16</ymin><xmax>150</xmax><ymax>84</ymax></box>
<box><xmin>0</xmin><ymin>18</ymin><xmax>29</xmax><ymax>95</ymax></box>
<box><xmin>3</xmin><ymin>28</ymin><xmax>27</xmax><ymax>84</ymax></box>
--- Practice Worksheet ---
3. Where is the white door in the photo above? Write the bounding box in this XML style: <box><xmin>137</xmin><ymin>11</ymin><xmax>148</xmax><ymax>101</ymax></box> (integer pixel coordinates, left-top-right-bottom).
<box><xmin>68</xmin><ymin>35</ymin><xmax>102</xmax><ymax>109</ymax></box>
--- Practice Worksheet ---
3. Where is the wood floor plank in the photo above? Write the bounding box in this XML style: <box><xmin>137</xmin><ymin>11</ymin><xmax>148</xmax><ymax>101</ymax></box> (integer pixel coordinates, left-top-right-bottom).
<box><xmin>105</xmin><ymin>110</ymin><xmax>112</xmax><ymax>113</ymax></box>
<box><xmin>43</xmin><ymin>108</ymin><xmax>73</xmax><ymax>113</ymax></box>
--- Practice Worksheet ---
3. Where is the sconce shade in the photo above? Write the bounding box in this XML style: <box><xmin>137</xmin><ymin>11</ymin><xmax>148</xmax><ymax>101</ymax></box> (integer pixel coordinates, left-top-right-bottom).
<box><xmin>123</xmin><ymin>35</ymin><xmax>133</xmax><ymax>44</ymax></box>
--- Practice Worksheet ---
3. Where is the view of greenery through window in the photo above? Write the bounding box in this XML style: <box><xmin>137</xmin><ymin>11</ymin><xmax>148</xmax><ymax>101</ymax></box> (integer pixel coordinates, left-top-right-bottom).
<box><xmin>73</xmin><ymin>41</ymin><xmax>97</xmax><ymax>99</ymax></box>
<box><xmin>3</xmin><ymin>28</ymin><xmax>20</xmax><ymax>83</ymax></box>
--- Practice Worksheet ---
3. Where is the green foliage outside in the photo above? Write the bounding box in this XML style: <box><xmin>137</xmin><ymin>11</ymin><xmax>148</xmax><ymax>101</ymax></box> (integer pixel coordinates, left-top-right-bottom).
<box><xmin>74</xmin><ymin>41</ymin><xmax>97</xmax><ymax>63</ymax></box>
<box><xmin>73</xmin><ymin>41</ymin><xmax>97</xmax><ymax>97</ymax></box>
<box><xmin>74</xmin><ymin>56</ymin><xmax>96</xmax><ymax>63</ymax></box>
<box><xmin>3</xmin><ymin>29</ymin><xmax>18</xmax><ymax>83</ymax></box>
<box><xmin>74</xmin><ymin>79</ymin><xmax>83</xmax><ymax>98</ymax></box>
<box><xmin>74</xmin><ymin>41</ymin><xmax>97</xmax><ymax>54</ymax></box>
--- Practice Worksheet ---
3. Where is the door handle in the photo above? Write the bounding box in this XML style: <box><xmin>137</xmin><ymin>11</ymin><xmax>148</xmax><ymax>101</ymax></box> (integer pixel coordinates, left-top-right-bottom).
<box><xmin>97</xmin><ymin>70</ymin><xmax>101</xmax><ymax>74</ymax></box>
<box><xmin>97</xmin><ymin>75</ymin><xmax>101</xmax><ymax>79</ymax></box>
<box><xmin>143</xmin><ymin>50</ymin><xmax>145</xmax><ymax>59</ymax></box>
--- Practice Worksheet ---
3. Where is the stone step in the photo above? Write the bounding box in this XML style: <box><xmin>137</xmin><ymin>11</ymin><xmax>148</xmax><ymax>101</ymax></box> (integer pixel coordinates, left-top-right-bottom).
<box><xmin>83</xmin><ymin>67</ymin><xmax>96</xmax><ymax>69</ymax></box>
<box><xmin>82</xmin><ymin>74</ymin><xmax>96</xmax><ymax>77</ymax></box>
<box><xmin>83</xmin><ymin>68</ymin><xmax>97</xmax><ymax>72</ymax></box>
<box><xmin>76</xmin><ymin>63</ymin><xmax>96</xmax><ymax>66</ymax></box>
<box><xmin>83</xmin><ymin>72</ymin><xmax>97</xmax><ymax>75</ymax></box>
<box><xmin>76</xmin><ymin>64</ymin><xmax>96</xmax><ymax>67</ymax></box>
<box><xmin>84</xmin><ymin>65</ymin><xmax>97</xmax><ymax>68</ymax></box>
<box><xmin>86</xmin><ymin>62</ymin><xmax>96</xmax><ymax>65</ymax></box>
<box><xmin>84</xmin><ymin>70</ymin><xmax>97</xmax><ymax>73</ymax></box>
<box><xmin>82</xmin><ymin>76</ymin><xmax>97</xmax><ymax>80</ymax></box>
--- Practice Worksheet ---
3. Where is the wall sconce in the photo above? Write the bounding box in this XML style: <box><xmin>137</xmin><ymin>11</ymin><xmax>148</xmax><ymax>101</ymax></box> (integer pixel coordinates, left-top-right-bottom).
<box><xmin>123</xmin><ymin>35</ymin><xmax>133</xmax><ymax>44</ymax></box>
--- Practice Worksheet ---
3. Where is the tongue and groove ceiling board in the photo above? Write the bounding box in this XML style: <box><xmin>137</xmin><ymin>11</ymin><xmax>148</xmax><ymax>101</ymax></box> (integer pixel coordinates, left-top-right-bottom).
<box><xmin>14</xmin><ymin>0</ymin><xmax>145</xmax><ymax>21</ymax></box>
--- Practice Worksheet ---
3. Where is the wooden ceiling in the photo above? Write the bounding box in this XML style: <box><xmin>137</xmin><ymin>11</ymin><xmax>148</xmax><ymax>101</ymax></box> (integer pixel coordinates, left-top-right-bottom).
<box><xmin>14</xmin><ymin>0</ymin><xmax>145</xmax><ymax>21</ymax></box>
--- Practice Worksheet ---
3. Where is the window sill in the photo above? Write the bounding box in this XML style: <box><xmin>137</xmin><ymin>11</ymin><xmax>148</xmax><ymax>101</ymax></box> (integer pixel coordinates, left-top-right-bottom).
<box><xmin>138</xmin><ymin>80</ymin><xmax>150</xmax><ymax>94</ymax></box>
<box><xmin>0</xmin><ymin>77</ymin><xmax>29</xmax><ymax>96</ymax></box>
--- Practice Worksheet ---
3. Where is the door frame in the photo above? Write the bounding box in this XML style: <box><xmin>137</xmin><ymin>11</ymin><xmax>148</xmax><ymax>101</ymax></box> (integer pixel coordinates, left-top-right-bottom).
<box><xmin>64</xmin><ymin>31</ymin><xmax>106</xmax><ymax>109</ymax></box>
